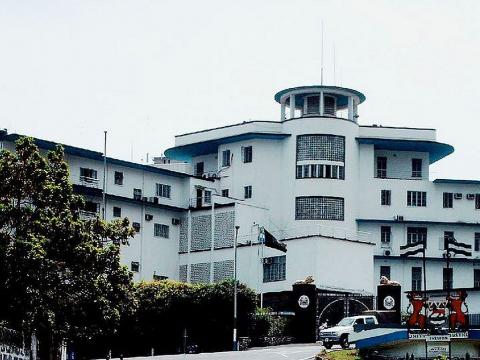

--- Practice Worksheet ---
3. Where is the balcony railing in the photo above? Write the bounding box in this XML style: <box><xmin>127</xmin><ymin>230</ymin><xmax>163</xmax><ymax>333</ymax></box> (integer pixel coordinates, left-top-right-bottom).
<box><xmin>374</xmin><ymin>169</ymin><xmax>424</xmax><ymax>180</ymax></box>
<box><xmin>79</xmin><ymin>210</ymin><xmax>98</xmax><ymax>220</ymax></box>
<box><xmin>79</xmin><ymin>176</ymin><xmax>100</xmax><ymax>188</ymax></box>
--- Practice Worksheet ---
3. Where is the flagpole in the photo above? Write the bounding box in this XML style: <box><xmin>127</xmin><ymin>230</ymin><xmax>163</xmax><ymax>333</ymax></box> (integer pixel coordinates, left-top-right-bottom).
<box><xmin>423</xmin><ymin>242</ymin><xmax>428</xmax><ymax>360</ymax></box>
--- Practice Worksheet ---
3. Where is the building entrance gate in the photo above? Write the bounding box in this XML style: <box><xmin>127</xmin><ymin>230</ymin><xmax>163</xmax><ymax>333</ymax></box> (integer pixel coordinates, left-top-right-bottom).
<box><xmin>316</xmin><ymin>291</ymin><xmax>374</xmax><ymax>340</ymax></box>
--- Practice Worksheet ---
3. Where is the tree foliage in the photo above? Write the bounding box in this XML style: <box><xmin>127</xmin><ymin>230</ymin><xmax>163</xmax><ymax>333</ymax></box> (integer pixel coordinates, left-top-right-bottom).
<box><xmin>124</xmin><ymin>280</ymin><xmax>257</xmax><ymax>356</ymax></box>
<box><xmin>0</xmin><ymin>137</ymin><xmax>136</xmax><ymax>358</ymax></box>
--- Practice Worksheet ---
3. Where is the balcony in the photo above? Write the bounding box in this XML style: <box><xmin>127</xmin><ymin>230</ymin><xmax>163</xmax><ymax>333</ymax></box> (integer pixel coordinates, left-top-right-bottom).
<box><xmin>79</xmin><ymin>210</ymin><xmax>98</xmax><ymax>220</ymax></box>
<box><xmin>79</xmin><ymin>176</ymin><xmax>100</xmax><ymax>188</ymax></box>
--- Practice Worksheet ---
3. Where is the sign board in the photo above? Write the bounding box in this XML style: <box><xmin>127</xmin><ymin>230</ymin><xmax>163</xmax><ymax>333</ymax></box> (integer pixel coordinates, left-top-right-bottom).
<box><xmin>408</xmin><ymin>332</ymin><xmax>468</xmax><ymax>341</ymax></box>
<box><xmin>427</xmin><ymin>344</ymin><xmax>449</xmax><ymax>356</ymax></box>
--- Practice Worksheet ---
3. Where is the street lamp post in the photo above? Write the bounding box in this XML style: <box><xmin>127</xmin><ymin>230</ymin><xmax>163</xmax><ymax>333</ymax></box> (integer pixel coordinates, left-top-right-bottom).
<box><xmin>233</xmin><ymin>225</ymin><xmax>240</xmax><ymax>351</ymax></box>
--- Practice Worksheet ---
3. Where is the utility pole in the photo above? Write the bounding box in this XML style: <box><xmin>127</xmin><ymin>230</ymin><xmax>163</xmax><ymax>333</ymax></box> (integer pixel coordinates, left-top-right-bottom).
<box><xmin>233</xmin><ymin>225</ymin><xmax>240</xmax><ymax>351</ymax></box>
<box><xmin>102</xmin><ymin>130</ymin><xmax>107</xmax><ymax>220</ymax></box>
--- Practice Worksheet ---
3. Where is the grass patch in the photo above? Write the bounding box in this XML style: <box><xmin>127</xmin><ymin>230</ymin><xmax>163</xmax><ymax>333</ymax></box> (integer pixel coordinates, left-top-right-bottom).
<box><xmin>316</xmin><ymin>350</ymin><xmax>359</xmax><ymax>360</ymax></box>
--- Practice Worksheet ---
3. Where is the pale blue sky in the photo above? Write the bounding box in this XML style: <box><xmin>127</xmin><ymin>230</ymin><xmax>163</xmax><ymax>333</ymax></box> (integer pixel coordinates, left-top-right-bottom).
<box><xmin>0</xmin><ymin>1</ymin><xmax>479</xmax><ymax>178</ymax></box>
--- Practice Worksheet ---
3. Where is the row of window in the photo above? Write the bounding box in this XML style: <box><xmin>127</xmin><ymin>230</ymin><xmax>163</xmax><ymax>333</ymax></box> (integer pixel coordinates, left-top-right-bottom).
<box><xmin>376</xmin><ymin>157</ymin><xmax>423</xmax><ymax>179</ymax></box>
<box><xmin>380</xmin><ymin>190</ymin><xmax>480</xmax><ymax>209</ymax></box>
<box><xmin>296</xmin><ymin>164</ymin><xmax>345</xmax><ymax>179</ymax></box>
<box><xmin>112</xmin><ymin>206</ymin><xmax>170</xmax><ymax>237</ymax></box>
<box><xmin>380</xmin><ymin>265</ymin><xmax>480</xmax><ymax>291</ymax></box>
<box><xmin>219</xmin><ymin>146</ymin><xmax>253</xmax><ymax>169</ymax></box>
<box><xmin>380</xmin><ymin>226</ymin><xmax>480</xmax><ymax>250</ymax></box>
<box><xmin>80</xmin><ymin>167</ymin><xmax>173</xmax><ymax>199</ymax></box>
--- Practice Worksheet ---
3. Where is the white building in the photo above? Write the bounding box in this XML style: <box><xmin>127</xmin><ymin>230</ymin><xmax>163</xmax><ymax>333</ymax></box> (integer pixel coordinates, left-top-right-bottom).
<box><xmin>2</xmin><ymin>84</ymin><xmax>480</xmax><ymax>313</ymax></box>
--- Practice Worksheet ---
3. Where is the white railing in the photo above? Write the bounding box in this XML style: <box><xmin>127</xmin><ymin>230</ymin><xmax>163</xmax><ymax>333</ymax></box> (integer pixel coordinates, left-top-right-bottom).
<box><xmin>375</xmin><ymin>169</ymin><xmax>425</xmax><ymax>180</ymax></box>
<box><xmin>79</xmin><ymin>176</ymin><xmax>99</xmax><ymax>188</ymax></box>
<box><xmin>79</xmin><ymin>210</ymin><xmax>98</xmax><ymax>220</ymax></box>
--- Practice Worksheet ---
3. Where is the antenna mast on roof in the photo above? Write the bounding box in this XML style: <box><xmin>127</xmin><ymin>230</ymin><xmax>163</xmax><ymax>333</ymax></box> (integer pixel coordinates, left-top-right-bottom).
<box><xmin>321</xmin><ymin>21</ymin><xmax>324</xmax><ymax>85</ymax></box>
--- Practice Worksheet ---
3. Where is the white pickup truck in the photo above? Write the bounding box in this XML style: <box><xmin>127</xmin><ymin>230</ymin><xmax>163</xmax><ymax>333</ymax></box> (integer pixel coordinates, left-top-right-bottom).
<box><xmin>319</xmin><ymin>315</ymin><xmax>378</xmax><ymax>349</ymax></box>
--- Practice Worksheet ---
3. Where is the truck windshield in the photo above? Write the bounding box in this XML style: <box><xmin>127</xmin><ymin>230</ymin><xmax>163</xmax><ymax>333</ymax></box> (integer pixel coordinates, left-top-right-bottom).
<box><xmin>337</xmin><ymin>317</ymin><xmax>355</xmax><ymax>326</ymax></box>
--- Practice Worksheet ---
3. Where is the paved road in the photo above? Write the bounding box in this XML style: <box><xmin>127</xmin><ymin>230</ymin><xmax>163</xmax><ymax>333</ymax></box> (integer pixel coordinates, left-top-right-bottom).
<box><xmin>113</xmin><ymin>343</ymin><xmax>322</xmax><ymax>360</ymax></box>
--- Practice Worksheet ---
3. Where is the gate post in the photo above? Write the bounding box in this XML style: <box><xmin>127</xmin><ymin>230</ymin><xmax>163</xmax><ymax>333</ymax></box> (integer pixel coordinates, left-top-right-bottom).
<box><xmin>292</xmin><ymin>283</ymin><xmax>317</xmax><ymax>343</ymax></box>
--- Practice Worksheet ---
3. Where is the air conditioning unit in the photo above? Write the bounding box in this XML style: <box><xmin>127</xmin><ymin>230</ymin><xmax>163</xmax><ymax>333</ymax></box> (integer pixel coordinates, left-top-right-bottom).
<box><xmin>145</xmin><ymin>214</ymin><xmax>153</xmax><ymax>221</ymax></box>
<box><xmin>148</xmin><ymin>196</ymin><xmax>156</xmax><ymax>203</ymax></box>
<box><xmin>153</xmin><ymin>196</ymin><xmax>159</xmax><ymax>204</ymax></box>
<box><xmin>132</xmin><ymin>222</ymin><xmax>141</xmax><ymax>232</ymax></box>
<box><xmin>211</xmin><ymin>173</ymin><xmax>217</xmax><ymax>179</ymax></box>
<box><xmin>172</xmin><ymin>218</ymin><xmax>181</xmax><ymax>225</ymax></box>
<box><xmin>142</xmin><ymin>196</ymin><xmax>148</xmax><ymax>202</ymax></box>
<box><xmin>394</xmin><ymin>215</ymin><xmax>404</xmax><ymax>222</ymax></box>
<box><xmin>383</xmin><ymin>249</ymin><xmax>391</xmax><ymax>256</ymax></box>
<box><xmin>467</xmin><ymin>194</ymin><xmax>475</xmax><ymax>200</ymax></box>
<box><xmin>454</xmin><ymin>193</ymin><xmax>463</xmax><ymax>200</ymax></box>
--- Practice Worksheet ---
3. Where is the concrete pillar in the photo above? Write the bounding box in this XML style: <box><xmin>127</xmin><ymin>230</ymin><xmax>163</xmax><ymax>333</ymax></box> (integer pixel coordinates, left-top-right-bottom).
<box><xmin>348</xmin><ymin>96</ymin><xmax>354</xmax><ymax>120</ymax></box>
<box><xmin>280</xmin><ymin>98</ymin><xmax>286</xmax><ymax>120</ymax></box>
<box><xmin>319</xmin><ymin>91</ymin><xmax>324</xmax><ymax>116</ymax></box>
<box><xmin>289</xmin><ymin>94</ymin><xmax>296</xmax><ymax>119</ymax></box>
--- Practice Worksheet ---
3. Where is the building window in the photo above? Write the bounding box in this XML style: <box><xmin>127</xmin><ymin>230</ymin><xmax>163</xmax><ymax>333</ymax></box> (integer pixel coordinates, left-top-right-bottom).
<box><xmin>222</xmin><ymin>150</ymin><xmax>231</xmax><ymax>167</ymax></box>
<box><xmin>132</xmin><ymin>222</ymin><xmax>141</xmax><ymax>232</ymax></box>
<box><xmin>380</xmin><ymin>266</ymin><xmax>390</xmax><ymax>280</ymax></box>
<box><xmin>296</xmin><ymin>164</ymin><xmax>344</xmax><ymax>179</ymax></box>
<box><xmin>131</xmin><ymin>261</ymin><xmax>140</xmax><ymax>272</ymax></box>
<box><xmin>324</xmin><ymin>95</ymin><xmax>336</xmax><ymax>116</ymax></box>
<box><xmin>305</xmin><ymin>95</ymin><xmax>320</xmax><ymax>115</ymax></box>
<box><xmin>133</xmin><ymin>188</ymin><xmax>142</xmax><ymax>200</ymax></box>
<box><xmin>113</xmin><ymin>206</ymin><xmax>121</xmax><ymax>217</ymax></box>
<box><xmin>80</xmin><ymin>167</ymin><xmax>98</xmax><ymax>181</ymax></box>
<box><xmin>407</xmin><ymin>191</ymin><xmax>427</xmax><ymax>207</ymax></box>
<box><xmin>154</xmin><ymin>223</ymin><xmax>169</xmax><ymax>238</ymax></box>
<box><xmin>244</xmin><ymin>186</ymin><xmax>252</xmax><ymax>199</ymax></box>
<box><xmin>204</xmin><ymin>190</ymin><xmax>211</xmax><ymax>204</ymax></box>
<box><xmin>381</xmin><ymin>190</ymin><xmax>391</xmax><ymax>206</ymax></box>
<box><xmin>296</xmin><ymin>135</ymin><xmax>345</xmax><ymax>162</ymax></box>
<box><xmin>381</xmin><ymin>226</ymin><xmax>391</xmax><ymax>244</ymax></box>
<box><xmin>407</xmin><ymin>227</ymin><xmax>427</xmax><ymax>247</ymax></box>
<box><xmin>295</xmin><ymin>196</ymin><xmax>344</xmax><ymax>221</ymax></box>
<box><xmin>156</xmin><ymin>183</ymin><xmax>171</xmax><ymax>198</ymax></box>
<box><xmin>476</xmin><ymin>194</ymin><xmax>480</xmax><ymax>210</ymax></box>
<box><xmin>443</xmin><ymin>268</ymin><xmax>453</xmax><ymax>290</ymax></box>
<box><xmin>114</xmin><ymin>171</ymin><xmax>123</xmax><ymax>185</ymax></box>
<box><xmin>195</xmin><ymin>162</ymin><xmax>204</xmax><ymax>177</ymax></box>
<box><xmin>475</xmin><ymin>233</ymin><xmax>480</xmax><ymax>252</ymax></box>
<box><xmin>412</xmin><ymin>159</ymin><xmax>422</xmax><ymax>178</ymax></box>
<box><xmin>412</xmin><ymin>267</ymin><xmax>422</xmax><ymax>291</ymax></box>
<box><xmin>222</xmin><ymin>189</ymin><xmax>229</xmax><ymax>197</ymax></box>
<box><xmin>475</xmin><ymin>269</ymin><xmax>480</xmax><ymax>288</ymax></box>
<box><xmin>443</xmin><ymin>231</ymin><xmax>455</xmax><ymax>250</ymax></box>
<box><xmin>443</xmin><ymin>192</ymin><xmax>453</xmax><ymax>208</ymax></box>
<box><xmin>376</xmin><ymin>157</ymin><xmax>387</xmax><ymax>178</ymax></box>
<box><xmin>263</xmin><ymin>255</ymin><xmax>286</xmax><ymax>283</ymax></box>
<box><xmin>242</xmin><ymin>146</ymin><xmax>252</xmax><ymax>163</ymax></box>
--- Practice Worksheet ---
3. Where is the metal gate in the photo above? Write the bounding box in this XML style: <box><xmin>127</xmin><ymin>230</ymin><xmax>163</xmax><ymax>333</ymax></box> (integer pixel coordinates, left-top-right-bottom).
<box><xmin>316</xmin><ymin>291</ymin><xmax>374</xmax><ymax>340</ymax></box>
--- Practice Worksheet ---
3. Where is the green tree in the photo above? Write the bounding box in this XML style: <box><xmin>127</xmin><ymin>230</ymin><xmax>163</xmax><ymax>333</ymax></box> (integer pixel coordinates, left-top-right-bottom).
<box><xmin>0</xmin><ymin>137</ymin><xmax>136</xmax><ymax>359</ymax></box>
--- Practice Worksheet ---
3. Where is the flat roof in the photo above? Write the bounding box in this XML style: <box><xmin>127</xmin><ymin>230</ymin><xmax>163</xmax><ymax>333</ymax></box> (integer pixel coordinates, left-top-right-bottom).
<box><xmin>1</xmin><ymin>132</ymin><xmax>192</xmax><ymax>179</ymax></box>
<box><xmin>357</xmin><ymin>137</ymin><xmax>454</xmax><ymax>164</ymax></box>
<box><xmin>274</xmin><ymin>85</ymin><xmax>366</xmax><ymax>105</ymax></box>
<box><xmin>165</xmin><ymin>132</ymin><xmax>291</xmax><ymax>160</ymax></box>
<box><xmin>434</xmin><ymin>179</ymin><xmax>480</xmax><ymax>185</ymax></box>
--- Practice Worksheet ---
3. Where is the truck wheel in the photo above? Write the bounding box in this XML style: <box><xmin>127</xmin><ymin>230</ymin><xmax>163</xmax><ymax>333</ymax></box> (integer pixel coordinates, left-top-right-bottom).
<box><xmin>340</xmin><ymin>335</ymin><xmax>349</xmax><ymax>349</ymax></box>
<box><xmin>324</xmin><ymin>343</ymin><xmax>332</xmax><ymax>349</ymax></box>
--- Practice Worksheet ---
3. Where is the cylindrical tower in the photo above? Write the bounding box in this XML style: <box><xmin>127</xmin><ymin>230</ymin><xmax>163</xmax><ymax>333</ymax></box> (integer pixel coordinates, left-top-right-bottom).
<box><xmin>274</xmin><ymin>85</ymin><xmax>366</xmax><ymax>238</ymax></box>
